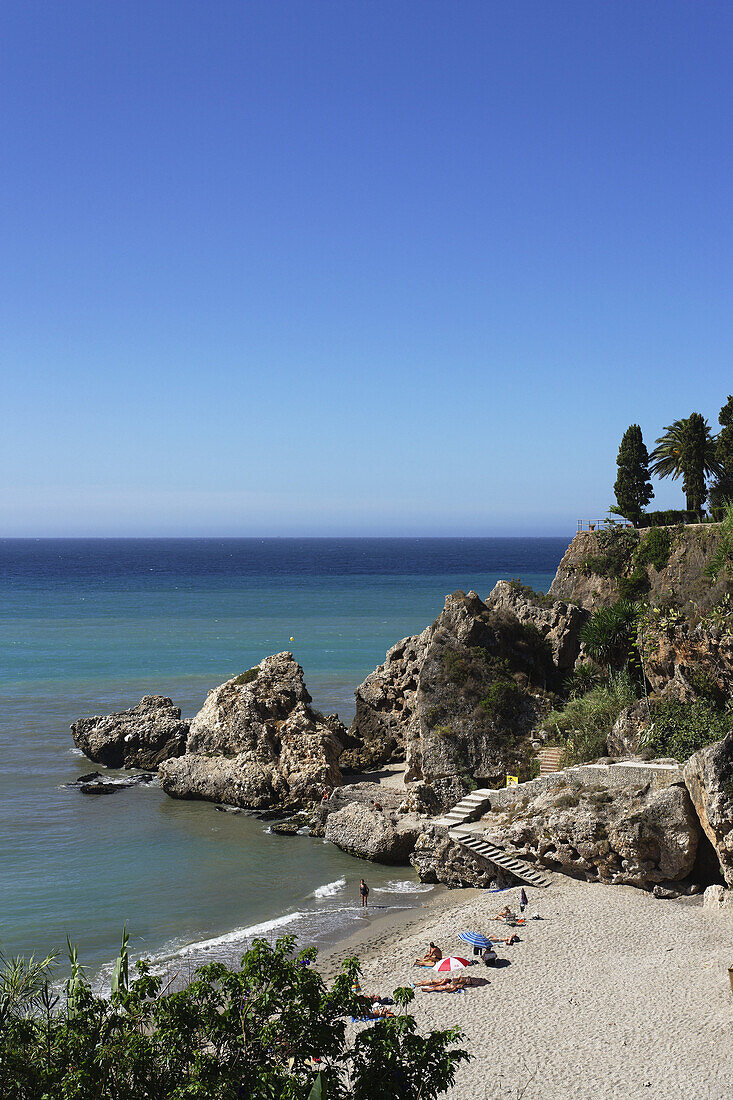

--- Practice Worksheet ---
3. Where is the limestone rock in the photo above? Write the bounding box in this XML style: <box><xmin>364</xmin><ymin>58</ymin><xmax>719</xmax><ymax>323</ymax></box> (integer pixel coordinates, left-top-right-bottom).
<box><xmin>483</xmin><ymin>779</ymin><xmax>700</xmax><ymax>889</ymax></box>
<box><xmin>486</xmin><ymin>580</ymin><xmax>588</xmax><ymax>670</ymax></box>
<box><xmin>607</xmin><ymin>702</ymin><xmax>652</xmax><ymax>757</ymax></box>
<box><xmin>702</xmin><ymin>884</ymin><xmax>733</xmax><ymax>911</ymax></box>
<box><xmin>71</xmin><ymin>696</ymin><xmax>188</xmax><ymax>770</ymax></box>
<box><xmin>410</xmin><ymin>826</ymin><xmax>508</xmax><ymax>888</ymax></box>
<box><xmin>324</xmin><ymin>801</ymin><xmax>421</xmax><ymax>864</ymax></box>
<box><xmin>684</xmin><ymin>732</ymin><xmax>733</xmax><ymax>887</ymax></box>
<box><xmin>548</xmin><ymin>526</ymin><xmax>729</xmax><ymax>614</ymax></box>
<box><xmin>159</xmin><ymin>654</ymin><xmax>345</xmax><ymax>810</ymax></box>
<box><xmin>349</xmin><ymin>591</ymin><xmax>556</xmax><ymax>807</ymax></box>
<box><xmin>642</xmin><ymin>621</ymin><xmax>733</xmax><ymax>704</ymax></box>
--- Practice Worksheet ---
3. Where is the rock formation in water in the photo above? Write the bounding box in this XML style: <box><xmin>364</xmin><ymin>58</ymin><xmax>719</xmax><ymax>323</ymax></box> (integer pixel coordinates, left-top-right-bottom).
<box><xmin>684</xmin><ymin>732</ymin><xmax>733</xmax><ymax>887</ymax></box>
<box><xmin>71</xmin><ymin>696</ymin><xmax>188</xmax><ymax>770</ymax></box>
<box><xmin>346</xmin><ymin>590</ymin><xmax>561</xmax><ymax>808</ymax></box>
<box><xmin>479</xmin><ymin>778</ymin><xmax>700</xmax><ymax>889</ymax></box>
<box><xmin>159</xmin><ymin>653</ymin><xmax>345</xmax><ymax>810</ymax></box>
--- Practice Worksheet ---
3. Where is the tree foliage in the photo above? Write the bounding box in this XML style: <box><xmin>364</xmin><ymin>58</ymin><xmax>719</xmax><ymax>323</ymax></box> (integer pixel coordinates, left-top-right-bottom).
<box><xmin>0</xmin><ymin>937</ymin><xmax>469</xmax><ymax>1100</ymax></box>
<box><xmin>650</xmin><ymin>414</ymin><xmax>720</xmax><ymax>514</ymax></box>
<box><xmin>710</xmin><ymin>394</ymin><xmax>733</xmax><ymax>512</ymax></box>
<box><xmin>612</xmin><ymin>424</ymin><xmax>653</xmax><ymax>525</ymax></box>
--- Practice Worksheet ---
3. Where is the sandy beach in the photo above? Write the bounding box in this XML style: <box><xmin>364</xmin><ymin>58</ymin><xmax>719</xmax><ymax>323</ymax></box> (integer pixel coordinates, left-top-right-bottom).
<box><xmin>320</xmin><ymin>876</ymin><xmax>733</xmax><ymax>1100</ymax></box>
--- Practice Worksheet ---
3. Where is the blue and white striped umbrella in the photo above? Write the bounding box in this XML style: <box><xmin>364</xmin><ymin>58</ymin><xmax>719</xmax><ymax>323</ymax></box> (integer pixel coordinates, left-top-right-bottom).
<box><xmin>458</xmin><ymin>930</ymin><xmax>494</xmax><ymax>949</ymax></box>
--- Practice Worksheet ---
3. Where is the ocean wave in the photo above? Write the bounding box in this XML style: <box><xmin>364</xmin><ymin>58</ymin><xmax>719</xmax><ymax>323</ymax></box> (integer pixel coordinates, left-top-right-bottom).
<box><xmin>311</xmin><ymin>877</ymin><xmax>346</xmax><ymax>899</ymax></box>
<box><xmin>372</xmin><ymin>880</ymin><xmax>435</xmax><ymax>894</ymax></box>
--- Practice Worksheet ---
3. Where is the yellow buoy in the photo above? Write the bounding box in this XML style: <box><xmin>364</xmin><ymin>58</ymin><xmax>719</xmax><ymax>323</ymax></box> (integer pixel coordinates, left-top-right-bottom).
<box><xmin>290</xmin><ymin>637</ymin><xmax>294</xmax><ymax>642</ymax></box>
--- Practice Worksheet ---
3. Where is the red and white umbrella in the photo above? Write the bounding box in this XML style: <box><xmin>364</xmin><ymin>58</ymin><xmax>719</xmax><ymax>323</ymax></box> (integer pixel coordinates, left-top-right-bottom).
<box><xmin>433</xmin><ymin>956</ymin><xmax>469</xmax><ymax>972</ymax></box>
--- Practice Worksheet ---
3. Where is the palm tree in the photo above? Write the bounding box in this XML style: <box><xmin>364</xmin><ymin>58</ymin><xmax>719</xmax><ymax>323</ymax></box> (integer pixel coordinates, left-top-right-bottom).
<box><xmin>650</xmin><ymin>414</ymin><xmax>720</xmax><ymax>514</ymax></box>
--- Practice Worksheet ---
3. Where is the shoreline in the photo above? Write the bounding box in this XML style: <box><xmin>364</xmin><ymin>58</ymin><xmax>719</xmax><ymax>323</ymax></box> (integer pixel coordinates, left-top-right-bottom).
<box><xmin>316</xmin><ymin>874</ymin><xmax>733</xmax><ymax>1100</ymax></box>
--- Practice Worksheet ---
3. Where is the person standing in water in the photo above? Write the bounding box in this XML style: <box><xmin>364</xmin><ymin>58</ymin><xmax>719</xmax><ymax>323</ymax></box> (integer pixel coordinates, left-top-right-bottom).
<box><xmin>359</xmin><ymin>879</ymin><xmax>369</xmax><ymax>908</ymax></box>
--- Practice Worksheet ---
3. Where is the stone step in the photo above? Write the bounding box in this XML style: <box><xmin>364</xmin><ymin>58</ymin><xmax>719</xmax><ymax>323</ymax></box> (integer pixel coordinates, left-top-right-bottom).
<box><xmin>448</xmin><ymin>829</ymin><xmax>551</xmax><ymax>888</ymax></box>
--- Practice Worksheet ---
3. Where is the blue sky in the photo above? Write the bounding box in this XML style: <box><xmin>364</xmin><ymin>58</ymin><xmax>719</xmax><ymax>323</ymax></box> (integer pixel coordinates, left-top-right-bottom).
<box><xmin>1</xmin><ymin>1</ymin><xmax>731</xmax><ymax>536</ymax></box>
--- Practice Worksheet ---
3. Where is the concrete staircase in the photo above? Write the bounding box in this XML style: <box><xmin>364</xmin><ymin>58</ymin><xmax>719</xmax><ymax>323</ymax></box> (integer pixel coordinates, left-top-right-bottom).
<box><xmin>537</xmin><ymin>747</ymin><xmax>564</xmax><ymax>776</ymax></box>
<box><xmin>433</xmin><ymin>788</ymin><xmax>494</xmax><ymax>829</ymax></box>
<box><xmin>448</xmin><ymin>827</ymin><xmax>551</xmax><ymax>889</ymax></box>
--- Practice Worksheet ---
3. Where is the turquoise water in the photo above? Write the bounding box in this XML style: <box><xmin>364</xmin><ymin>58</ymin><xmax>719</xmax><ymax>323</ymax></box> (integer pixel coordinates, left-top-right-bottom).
<box><xmin>0</xmin><ymin>538</ymin><xmax>566</xmax><ymax>976</ymax></box>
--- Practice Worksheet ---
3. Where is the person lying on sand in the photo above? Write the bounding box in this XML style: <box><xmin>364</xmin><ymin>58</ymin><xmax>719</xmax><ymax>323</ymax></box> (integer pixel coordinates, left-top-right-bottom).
<box><xmin>413</xmin><ymin>941</ymin><xmax>442</xmax><ymax>966</ymax></box>
<box><xmin>503</xmin><ymin>931</ymin><xmax>519</xmax><ymax>945</ymax></box>
<box><xmin>415</xmin><ymin>974</ymin><xmax>489</xmax><ymax>993</ymax></box>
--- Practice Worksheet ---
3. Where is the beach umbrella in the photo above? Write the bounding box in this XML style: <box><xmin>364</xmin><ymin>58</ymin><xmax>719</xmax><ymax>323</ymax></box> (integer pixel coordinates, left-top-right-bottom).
<box><xmin>433</xmin><ymin>956</ymin><xmax>469</xmax><ymax>972</ymax></box>
<box><xmin>458</xmin><ymin>931</ymin><xmax>494</xmax><ymax>950</ymax></box>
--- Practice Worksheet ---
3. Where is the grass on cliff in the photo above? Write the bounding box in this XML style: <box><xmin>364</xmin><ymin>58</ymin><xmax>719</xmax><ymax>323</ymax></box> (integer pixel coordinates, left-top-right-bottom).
<box><xmin>542</xmin><ymin>669</ymin><xmax>638</xmax><ymax>765</ymax></box>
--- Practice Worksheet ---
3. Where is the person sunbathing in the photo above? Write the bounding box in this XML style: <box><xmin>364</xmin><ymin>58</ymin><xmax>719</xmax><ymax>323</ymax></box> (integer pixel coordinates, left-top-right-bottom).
<box><xmin>413</xmin><ymin>941</ymin><xmax>442</xmax><ymax>966</ymax></box>
<box><xmin>416</xmin><ymin>973</ymin><xmax>488</xmax><ymax>993</ymax></box>
<box><xmin>493</xmin><ymin>905</ymin><xmax>518</xmax><ymax>923</ymax></box>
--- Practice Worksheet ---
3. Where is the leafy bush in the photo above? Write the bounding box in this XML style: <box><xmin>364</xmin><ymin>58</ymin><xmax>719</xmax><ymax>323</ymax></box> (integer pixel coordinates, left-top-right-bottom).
<box><xmin>641</xmin><ymin>509</ymin><xmax>698</xmax><ymax>527</ymax></box>
<box><xmin>0</xmin><ymin>936</ymin><xmax>469</xmax><ymax>1100</ymax></box>
<box><xmin>635</xmin><ymin>527</ymin><xmax>675</xmax><ymax>572</ymax></box>
<box><xmin>542</xmin><ymin>669</ymin><xmax>638</xmax><ymax>765</ymax></box>
<box><xmin>641</xmin><ymin>698</ymin><xmax>733</xmax><ymax>761</ymax></box>
<box><xmin>580</xmin><ymin>600</ymin><xmax>639</xmax><ymax>670</ymax></box>
<box><xmin>234</xmin><ymin>667</ymin><xmax>259</xmax><ymax>685</ymax></box>
<box><xmin>582</xmin><ymin>528</ymin><xmax>639</xmax><ymax>579</ymax></box>
<box><xmin>479</xmin><ymin>679</ymin><xmax>520</xmax><ymax>720</ymax></box>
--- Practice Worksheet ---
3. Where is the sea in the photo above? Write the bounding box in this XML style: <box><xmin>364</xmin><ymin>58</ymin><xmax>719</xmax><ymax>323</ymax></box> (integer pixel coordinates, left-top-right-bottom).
<box><xmin>0</xmin><ymin>537</ymin><xmax>567</xmax><ymax>983</ymax></box>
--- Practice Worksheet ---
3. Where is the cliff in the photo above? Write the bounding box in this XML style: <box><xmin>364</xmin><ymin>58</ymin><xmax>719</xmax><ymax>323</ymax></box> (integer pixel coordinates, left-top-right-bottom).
<box><xmin>548</xmin><ymin>523</ymin><xmax>729</xmax><ymax>613</ymax></box>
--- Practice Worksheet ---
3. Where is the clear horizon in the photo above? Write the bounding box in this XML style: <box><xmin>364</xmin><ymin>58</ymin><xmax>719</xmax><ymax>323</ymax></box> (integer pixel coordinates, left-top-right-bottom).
<box><xmin>2</xmin><ymin>1</ymin><xmax>731</xmax><ymax>537</ymax></box>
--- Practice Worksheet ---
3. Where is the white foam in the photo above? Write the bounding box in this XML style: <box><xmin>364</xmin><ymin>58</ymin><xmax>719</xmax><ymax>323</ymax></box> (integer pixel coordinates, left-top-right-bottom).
<box><xmin>311</xmin><ymin>877</ymin><xmax>346</xmax><ymax>899</ymax></box>
<box><xmin>172</xmin><ymin>910</ymin><xmax>306</xmax><ymax>957</ymax></box>
<box><xmin>372</xmin><ymin>880</ymin><xmax>435</xmax><ymax>894</ymax></box>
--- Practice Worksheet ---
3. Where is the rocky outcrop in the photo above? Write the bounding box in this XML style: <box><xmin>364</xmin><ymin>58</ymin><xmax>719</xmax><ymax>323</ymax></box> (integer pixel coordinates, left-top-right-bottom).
<box><xmin>684</xmin><ymin>733</ymin><xmax>733</xmax><ymax>887</ymax></box>
<box><xmin>324</xmin><ymin>801</ymin><xmax>421</xmax><ymax>864</ymax></box>
<box><xmin>486</xmin><ymin>580</ymin><xmax>588</xmax><ymax>670</ymax></box>
<box><xmin>548</xmin><ymin>524</ymin><xmax>728</xmax><ymax>613</ymax></box>
<box><xmin>159</xmin><ymin>654</ymin><xmax>345</xmax><ymax>810</ymax></box>
<box><xmin>641</xmin><ymin>621</ymin><xmax>733</xmax><ymax>704</ymax></box>
<box><xmin>410</xmin><ymin>826</ymin><xmax>508</xmax><ymax>889</ymax></box>
<box><xmin>607</xmin><ymin>701</ymin><xmax>652</xmax><ymax>757</ymax></box>
<box><xmin>71</xmin><ymin>696</ymin><xmax>188</xmax><ymax>769</ymax></box>
<box><xmin>482</xmin><ymin>779</ymin><xmax>700</xmax><ymax>889</ymax></box>
<box><xmin>348</xmin><ymin>591</ymin><xmax>556</xmax><ymax>808</ymax></box>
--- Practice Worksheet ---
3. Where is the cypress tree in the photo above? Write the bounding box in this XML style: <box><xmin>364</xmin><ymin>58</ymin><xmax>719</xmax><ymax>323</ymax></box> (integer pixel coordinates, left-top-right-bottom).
<box><xmin>679</xmin><ymin>412</ymin><xmax>716</xmax><ymax>516</ymax></box>
<box><xmin>613</xmin><ymin>424</ymin><xmax>654</xmax><ymax>526</ymax></box>
<box><xmin>710</xmin><ymin>395</ymin><xmax>733</xmax><ymax>513</ymax></box>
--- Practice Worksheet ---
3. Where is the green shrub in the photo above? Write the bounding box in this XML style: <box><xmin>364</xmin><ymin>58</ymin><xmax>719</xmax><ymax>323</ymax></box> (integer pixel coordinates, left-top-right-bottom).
<box><xmin>507</xmin><ymin>578</ymin><xmax>554</xmax><ymax>607</ymax></box>
<box><xmin>580</xmin><ymin>600</ymin><xmax>639</xmax><ymax>670</ymax></box>
<box><xmin>642</xmin><ymin>509</ymin><xmax>698</xmax><ymax>526</ymax></box>
<box><xmin>234</xmin><ymin>667</ymin><xmax>259</xmax><ymax>685</ymax></box>
<box><xmin>582</xmin><ymin>528</ymin><xmax>639</xmax><ymax>579</ymax></box>
<box><xmin>635</xmin><ymin>527</ymin><xmax>674</xmax><ymax>571</ymax></box>
<box><xmin>543</xmin><ymin>669</ymin><xmax>638</xmax><ymax>765</ymax></box>
<box><xmin>479</xmin><ymin>679</ymin><xmax>520</xmax><ymax>720</ymax></box>
<box><xmin>0</xmin><ymin>937</ymin><xmax>469</xmax><ymax>1100</ymax></box>
<box><xmin>432</xmin><ymin>724</ymin><xmax>455</xmax><ymax>739</ymax></box>
<box><xmin>566</xmin><ymin>661</ymin><xmax>606</xmax><ymax>698</ymax></box>
<box><xmin>641</xmin><ymin>698</ymin><xmax>733</xmax><ymax>761</ymax></box>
